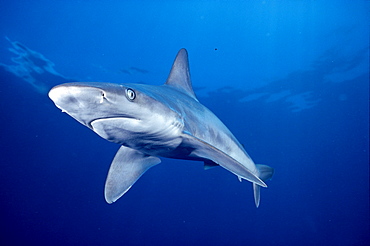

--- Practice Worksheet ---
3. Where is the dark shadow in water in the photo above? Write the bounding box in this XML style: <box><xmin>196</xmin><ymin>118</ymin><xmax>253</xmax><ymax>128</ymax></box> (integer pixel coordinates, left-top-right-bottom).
<box><xmin>202</xmin><ymin>46</ymin><xmax>368</xmax><ymax>113</ymax></box>
<box><xmin>0</xmin><ymin>37</ymin><xmax>74</xmax><ymax>94</ymax></box>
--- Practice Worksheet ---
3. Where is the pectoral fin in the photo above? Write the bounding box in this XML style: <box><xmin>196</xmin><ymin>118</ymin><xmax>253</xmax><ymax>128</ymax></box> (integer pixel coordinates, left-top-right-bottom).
<box><xmin>104</xmin><ymin>145</ymin><xmax>161</xmax><ymax>204</ymax></box>
<box><xmin>181</xmin><ymin>132</ymin><xmax>266</xmax><ymax>187</ymax></box>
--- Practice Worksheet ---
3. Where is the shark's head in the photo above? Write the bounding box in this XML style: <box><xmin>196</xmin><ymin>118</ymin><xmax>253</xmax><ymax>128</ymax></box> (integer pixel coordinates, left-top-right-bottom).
<box><xmin>48</xmin><ymin>82</ymin><xmax>184</xmax><ymax>149</ymax></box>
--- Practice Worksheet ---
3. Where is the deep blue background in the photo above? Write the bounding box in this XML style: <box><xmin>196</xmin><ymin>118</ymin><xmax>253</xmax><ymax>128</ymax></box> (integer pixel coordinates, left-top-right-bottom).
<box><xmin>0</xmin><ymin>1</ymin><xmax>368</xmax><ymax>245</ymax></box>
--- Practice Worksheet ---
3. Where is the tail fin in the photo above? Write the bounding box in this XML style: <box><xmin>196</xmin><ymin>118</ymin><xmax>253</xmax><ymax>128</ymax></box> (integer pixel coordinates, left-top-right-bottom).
<box><xmin>253</xmin><ymin>164</ymin><xmax>274</xmax><ymax>208</ymax></box>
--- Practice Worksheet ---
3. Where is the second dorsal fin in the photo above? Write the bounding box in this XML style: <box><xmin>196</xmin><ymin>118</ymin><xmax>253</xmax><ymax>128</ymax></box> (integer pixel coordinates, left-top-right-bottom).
<box><xmin>165</xmin><ymin>48</ymin><xmax>197</xmax><ymax>100</ymax></box>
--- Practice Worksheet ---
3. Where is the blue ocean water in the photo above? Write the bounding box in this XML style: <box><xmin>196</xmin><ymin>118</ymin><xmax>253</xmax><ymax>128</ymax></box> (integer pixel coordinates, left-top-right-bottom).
<box><xmin>0</xmin><ymin>1</ymin><xmax>368</xmax><ymax>245</ymax></box>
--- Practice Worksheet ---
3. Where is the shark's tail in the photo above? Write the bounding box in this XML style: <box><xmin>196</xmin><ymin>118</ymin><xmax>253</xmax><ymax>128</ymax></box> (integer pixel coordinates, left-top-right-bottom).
<box><xmin>253</xmin><ymin>164</ymin><xmax>274</xmax><ymax>208</ymax></box>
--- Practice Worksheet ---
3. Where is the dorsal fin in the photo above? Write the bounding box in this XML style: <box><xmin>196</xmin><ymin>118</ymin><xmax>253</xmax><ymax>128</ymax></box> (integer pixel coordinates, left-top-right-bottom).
<box><xmin>165</xmin><ymin>48</ymin><xmax>198</xmax><ymax>100</ymax></box>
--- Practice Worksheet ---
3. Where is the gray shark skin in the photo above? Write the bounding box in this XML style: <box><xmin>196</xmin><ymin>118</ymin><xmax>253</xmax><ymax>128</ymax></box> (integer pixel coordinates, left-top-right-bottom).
<box><xmin>48</xmin><ymin>49</ymin><xmax>274</xmax><ymax>207</ymax></box>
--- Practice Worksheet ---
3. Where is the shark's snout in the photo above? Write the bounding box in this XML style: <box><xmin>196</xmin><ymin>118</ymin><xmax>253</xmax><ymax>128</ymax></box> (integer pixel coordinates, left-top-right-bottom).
<box><xmin>49</xmin><ymin>83</ymin><xmax>105</xmax><ymax>111</ymax></box>
<box><xmin>48</xmin><ymin>85</ymin><xmax>72</xmax><ymax>112</ymax></box>
<box><xmin>48</xmin><ymin>85</ymin><xmax>65</xmax><ymax>104</ymax></box>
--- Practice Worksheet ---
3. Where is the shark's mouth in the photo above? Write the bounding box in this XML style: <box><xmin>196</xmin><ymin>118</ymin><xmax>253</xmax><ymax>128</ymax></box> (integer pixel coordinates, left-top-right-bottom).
<box><xmin>88</xmin><ymin>116</ymin><xmax>139</xmax><ymax>129</ymax></box>
<box><xmin>88</xmin><ymin>117</ymin><xmax>142</xmax><ymax>144</ymax></box>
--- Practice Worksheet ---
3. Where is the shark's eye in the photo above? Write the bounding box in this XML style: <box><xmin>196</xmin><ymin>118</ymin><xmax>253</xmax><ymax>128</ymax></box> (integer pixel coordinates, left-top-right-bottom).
<box><xmin>126</xmin><ymin>88</ymin><xmax>136</xmax><ymax>101</ymax></box>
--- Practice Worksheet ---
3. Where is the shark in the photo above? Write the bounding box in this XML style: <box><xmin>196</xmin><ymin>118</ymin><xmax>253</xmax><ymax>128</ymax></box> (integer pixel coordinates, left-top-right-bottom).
<box><xmin>48</xmin><ymin>49</ymin><xmax>274</xmax><ymax>207</ymax></box>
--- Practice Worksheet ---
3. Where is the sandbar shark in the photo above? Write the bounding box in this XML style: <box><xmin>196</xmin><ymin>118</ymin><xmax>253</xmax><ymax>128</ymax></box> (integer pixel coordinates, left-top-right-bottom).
<box><xmin>48</xmin><ymin>49</ymin><xmax>273</xmax><ymax>207</ymax></box>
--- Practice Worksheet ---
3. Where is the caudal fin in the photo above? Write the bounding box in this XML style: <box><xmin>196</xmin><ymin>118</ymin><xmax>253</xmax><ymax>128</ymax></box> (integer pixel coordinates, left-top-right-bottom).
<box><xmin>253</xmin><ymin>164</ymin><xmax>274</xmax><ymax>208</ymax></box>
